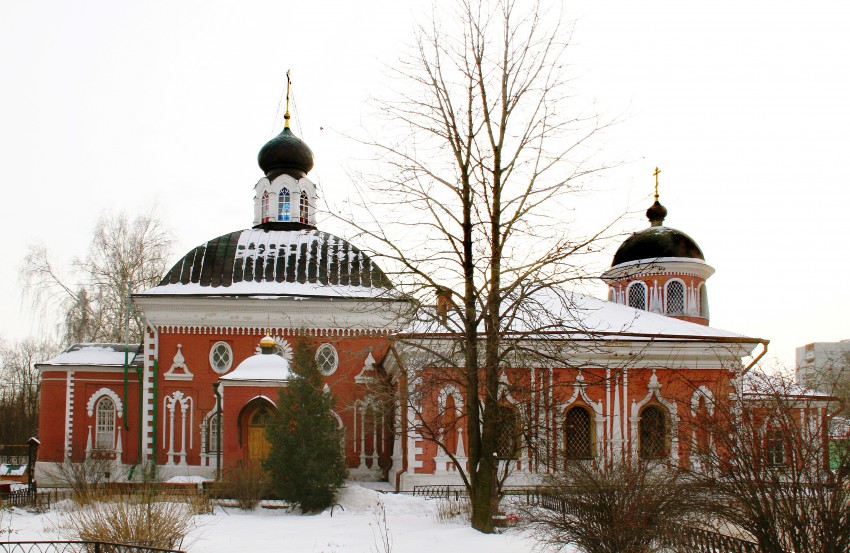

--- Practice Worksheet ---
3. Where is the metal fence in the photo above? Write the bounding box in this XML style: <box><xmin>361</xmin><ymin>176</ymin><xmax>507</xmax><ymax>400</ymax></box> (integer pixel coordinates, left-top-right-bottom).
<box><xmin>0</xmin><ymin>542</ymin><xmax>184</xmax><ymax>553</ymax></box>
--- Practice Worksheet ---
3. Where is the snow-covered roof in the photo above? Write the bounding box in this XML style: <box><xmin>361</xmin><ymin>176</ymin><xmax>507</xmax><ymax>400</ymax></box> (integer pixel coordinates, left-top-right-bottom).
<box><xmin>39</xmin><ymin>343</ymin><xmax>142</xmax><ymax>367</ymax></box>
<box><xmin>141</xmin><ymin>228</ymin><xmax>396</xmax><ymax>299</ymax></box>
<box><xmin>400</xmin><ymin>289</ymin><xmax>754</xmax><ymax>341</ymax></box>
<box><xmin>219</xmin><ymin>351</ymin><xmax>292</xmax><ymax>383</ymax></box>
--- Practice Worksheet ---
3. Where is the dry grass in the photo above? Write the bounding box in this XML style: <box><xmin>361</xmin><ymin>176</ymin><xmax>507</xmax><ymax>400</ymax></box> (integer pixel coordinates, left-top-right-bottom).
<box><xmin>218</xmin><ymin>464</ymin><xmax>269</xmax><ymax>510</ymax></box>
<box><xmin>53</xmin><ymin>490</ymin><xmax>195</xmax><ymax>549</ymax></box>
<box><xmin>435</xmin><ymin>496</ymin><xmax>471</xmax><ymax>523</ymax></box>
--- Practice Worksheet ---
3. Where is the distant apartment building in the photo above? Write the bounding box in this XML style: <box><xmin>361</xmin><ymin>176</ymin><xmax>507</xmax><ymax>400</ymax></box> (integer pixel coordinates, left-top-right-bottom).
<box><xmin>796</xmin><ymin>339</ymin><xmax>850</xmax><ymax>393</ymax></box>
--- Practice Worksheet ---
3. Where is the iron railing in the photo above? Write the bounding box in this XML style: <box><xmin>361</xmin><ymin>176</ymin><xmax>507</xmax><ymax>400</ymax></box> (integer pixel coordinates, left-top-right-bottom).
<box><xmin>0</xmin><ymin>542</ymin><xmax>184</xmax><ymax>553</ymax></box>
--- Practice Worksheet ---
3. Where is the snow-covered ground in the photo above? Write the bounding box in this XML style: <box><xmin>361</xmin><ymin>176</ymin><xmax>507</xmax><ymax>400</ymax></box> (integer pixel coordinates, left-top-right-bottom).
<box><xmin>1</xmin><ymin>484</ymin><xmax>552</xmax><ymax>553</ymax></box>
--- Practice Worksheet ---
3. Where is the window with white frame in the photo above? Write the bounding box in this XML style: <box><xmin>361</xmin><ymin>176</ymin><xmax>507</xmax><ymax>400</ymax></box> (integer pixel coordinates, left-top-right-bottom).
<box><xmin>699</xmin><ymin>284</ymin><xmax>709</xmax><ymax>318</ymax></box>
<box><xmin>316</xmin><ymin>343</ymin><xmax>338</xmax><ymax>375</ymax></box>
<box><xmin>765</xmin><ymin>425</ymin><xmax>785</xmax><ymax>466</ymax></box>
<box><xmin>299</xmin><ymin>191</ymin><xmax>309</xmax><ymax>223</ymax></box>
<box><xmin>261</xmin><ymin>191</ymin><xmax>270</xmax><ymax>220</ymax></box>
<box><xmin>95</xmin><ymin>396</ymin><xmax>116</xmax><ymax>450</ymax></box>
<box><xmin>210</xmin><ymin>341</ymin><xmax>233</xmax><ymax>374</ymax></box>
<box><xmin>207</xmin><ymin>412</ymin><xmax>220</xmax><ymax>453</ymax></box>
<box><xmin>666</xmin><ymin>280</ymin><xmax>685</xmax><ymax>315</ymax></box>
<box><xmin>278</xmin><ymin>188</ymin><xmax>291</xmax><ymax>221</ymax></box>
<box><xmin>628</xmin><ymin>282</ymin><xmax>647</xmax><ymax>310</ymax></box>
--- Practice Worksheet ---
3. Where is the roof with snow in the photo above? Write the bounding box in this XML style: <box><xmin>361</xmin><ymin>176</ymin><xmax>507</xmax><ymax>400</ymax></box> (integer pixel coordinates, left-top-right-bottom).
<box><xmin>143</xmin><ymin>228</ymin><xmax>394</xmax><ymax>298</ymax></box>
<box><xmin>39</xmin><ymin>343</ymin><xmax>143</xmax><ymax>367</ymax></box>
<box><xmin>219</xmin><ymin>351</ymin><xmax>292</xmax><ymax>383</ymax></box>
<box><xmin>400</xmin><ymin>290</ymin><xmax>756</xmax><ymax>342</ymax></box>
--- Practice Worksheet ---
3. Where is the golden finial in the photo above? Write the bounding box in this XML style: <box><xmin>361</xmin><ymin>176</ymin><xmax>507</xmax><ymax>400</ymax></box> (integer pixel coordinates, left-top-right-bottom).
<box><xmin>653</xmin><ymin>167</ymin><xmax>661</xmax><ymax>201</ymax></box>
<box><xmin>284</xmin><ymin>70</ymin><xmax>292</xmax><ymax>129</ymax></box>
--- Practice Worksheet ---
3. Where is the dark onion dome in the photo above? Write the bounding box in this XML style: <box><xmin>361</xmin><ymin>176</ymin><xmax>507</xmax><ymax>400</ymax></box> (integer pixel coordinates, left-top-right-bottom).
<box><xmin>611</xmin><ymin>200</ymin><xmax>705</xmax><ymax>267</ymax></box>
<box><xmin>257</xmin><ymin>127</ymin><xmax>315</xmax><ymax>179</ymax></box>
<box><xmin>149</xmin><ymin>228</ymin><xmax>393</xmax><ymax>298</ymax></box>
<box><xmin>611</xmin><ymin>227</ymin><xmax>705</xmax><ymax>266</ymax></box>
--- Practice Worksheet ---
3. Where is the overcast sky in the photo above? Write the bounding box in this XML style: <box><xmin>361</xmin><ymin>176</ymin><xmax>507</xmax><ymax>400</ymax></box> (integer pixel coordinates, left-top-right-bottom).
<box><xmin>1</xmin><ymin>0</ymin><xmax>848</xmax><ymax>367</ymax></box>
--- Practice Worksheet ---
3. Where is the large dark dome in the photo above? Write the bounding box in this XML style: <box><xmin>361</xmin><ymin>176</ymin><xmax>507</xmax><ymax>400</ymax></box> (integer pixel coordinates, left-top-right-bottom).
<box><xmin>257</xmin><ymin>127</ymin><xmax>314</xmax><ymax>179</ymax></box>
<box><xmin>147</xmin><ymin>228</ymin><xmax>393</xmax><ymax>298</ymax></box>
<box><xmin>611</xmin><ymin>226</ymin><xmax>705</xmax><ymax>267</ymax></box>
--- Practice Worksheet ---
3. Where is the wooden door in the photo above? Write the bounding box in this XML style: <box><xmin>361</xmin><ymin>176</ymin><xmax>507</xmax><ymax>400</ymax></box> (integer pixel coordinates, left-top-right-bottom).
<box><xmin>247</xmin><ymin>407</ymin><xmax>272</xmax><ymax>463</ymax></box>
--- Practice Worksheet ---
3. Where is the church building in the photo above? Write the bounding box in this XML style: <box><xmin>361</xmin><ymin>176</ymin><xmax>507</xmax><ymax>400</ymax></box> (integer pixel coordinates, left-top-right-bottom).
<box><xmin>35</xmin><ymin>112</ymin><xmax>766</xmax><ymax>490</ymax></box>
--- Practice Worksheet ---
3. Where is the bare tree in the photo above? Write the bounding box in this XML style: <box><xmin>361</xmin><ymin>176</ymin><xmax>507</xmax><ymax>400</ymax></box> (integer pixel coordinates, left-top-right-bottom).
<box><xmin>693</xmin><ymin>368</ymin><xmax>850</xmax><ymax>553</ymax></box>
<box><xmin>21</xmin><ymin>210</ymin><xmax>174</xmax><ymax>344</ymax></box>
<box><xmin>344</xmin><ymin>0</ymin><xmax>616</xmax><ymax>532</ymax></box>
<box><xmin>0</xmin><ymin>337</ymin><xmax>59</xmax><ymax>444</ymax></box>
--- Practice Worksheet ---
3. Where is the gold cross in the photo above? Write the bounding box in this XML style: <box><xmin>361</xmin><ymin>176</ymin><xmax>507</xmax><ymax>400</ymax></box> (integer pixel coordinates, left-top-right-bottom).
<box><xmin>284</xmin><ymin>70</ymin><xmax>292</xmax><ymax>128</ymax></box>
<box><xmin>653</xmin><ymin>167</ymin><xmax>661</xmax><ymax>201</ymax></box>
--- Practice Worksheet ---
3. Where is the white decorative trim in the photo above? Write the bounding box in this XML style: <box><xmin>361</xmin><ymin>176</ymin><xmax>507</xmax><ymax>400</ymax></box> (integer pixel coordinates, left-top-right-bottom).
<box><xmin>254</xmin><ymin>336</ymin><xmax>293</xmax><ymax>360</ymax></box>
<box><xmin>561</xmin><ymin>372</ymin><xmax>604</xmax><ymax>461</ymax></box>
<box><xmin>317</xmin><ymin>343</ymin><xmax>340</xmax><ymax>376</ymax></box>
<box><xmin>434</xmin><ymin>385</ymin><xmax>466</xmax><ymax>472</ymax></box>
<box><xmin>690</xmin><ymin>386</ymin><xmax>715</xmax><ymax>416</ymax></box>
<box><xmin>209</xmin><ymin>341</ymin><xmax>233</xmax><ymax>374</ymax></box>
<box><xmin>163</xmin><ymin>391</ymin><xmax>193</xmax><ymax>466</ymax></box>
<box><xmin>626</xmin><ymin>281</ymin><xmax>648</xmax><ymax>311</ymax></box>
<box><xmin>630</xmin><ymin>370</ymin><xmax>679</xmax><ymax>464</ymax></box>
<box><xmin>64</xmin><ymin>371</ymin><xmax>75</xmax><ymax>458</ymax></box>
<box><xmin>354</xmin><ymin>350</ymin><xmax>375</xmax><ymax>383</ymax></box>
<box><xmin>664</xmin><ymin>278</ymin><xmax>686</xmax><ymax>316</ymax></box>
<box><xmin>87</xmin><ymin>388</ymin><xmax>124</xmax><ymax>418</ymax></box>
<box><xmin>164</xmin><ymin>344</ymin><xmax>193</xmax><ymax>381</ymax></box>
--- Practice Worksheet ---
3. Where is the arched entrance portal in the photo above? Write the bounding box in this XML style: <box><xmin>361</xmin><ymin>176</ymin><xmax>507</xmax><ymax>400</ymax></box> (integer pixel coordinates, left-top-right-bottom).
<box><xmin>238</xmin><ymin>398</ymin><xmax>276</xmax><ymax>466</ymax></box>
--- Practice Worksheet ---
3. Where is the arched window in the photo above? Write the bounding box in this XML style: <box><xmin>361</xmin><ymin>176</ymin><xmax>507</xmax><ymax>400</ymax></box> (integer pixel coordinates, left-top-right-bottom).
<box><xmin>699</xmin><ymin>284</ymin><xmax>709</xmax><ymax>318</ymax></box>
<box><xmin>443</xmin><ymin>394</ymin><xmax>459</xmax><ymax>454</ymax></box>
<box><xmin>261</xmin><ymin>191</ymin><xmax>270</xmax><ymax>221</ymax></box>
<box><xmin>95</xmin><ymin>396</ymin><xmax>116</xmax><ymax>450</ymax></box>
<box><xmin>278</xmin><ymin>188</ymin><xmax>291</xmax><ymax>221</ymax></box>
<box><xmin>694</xmin><ymin>396</ymin><xmax>710</xmax><ymax>455</ymax></box>
<box><xmin>628</xmin><ymin>282</ymin><xmax>647</xmax><ymax>310</ymax></box>
<box><xmin>206</xmin><ymin>412</ymin><xmax>220</xmax><ymax>454</ymax></box>
<box><xmin>564</xmin><ymin>406</ymin><xmax>593</xmax><ymax>460</ymax></box>
<box><xmin>495</xmin><ymin>405</ymin><xmax>521</xmax><ymax>459</ymax></box>
<box><xmin>299</xmin><ymin>191</ymin><xmax>309</xmax><ymax>223</ymax></box>
<box><xmin>666</xmin><ymin>280</ymin><xmax>685</xmax><ymax>315</ymax></box>
<box><xmin>639</xmin><ymin>406</ymin><xmax>667</xmax><ymax>460</ymax></box>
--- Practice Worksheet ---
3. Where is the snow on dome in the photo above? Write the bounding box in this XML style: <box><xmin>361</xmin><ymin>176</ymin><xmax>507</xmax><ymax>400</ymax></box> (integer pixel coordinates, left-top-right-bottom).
<box><xmin>219</xmin><ymin>351</ymin><xmax>292</xmax><ymax>383</ymax></box>
<box><xmin>144</xmin><ymin>228</ymin><xmax>394</xmax><ymax>299</ymax></box>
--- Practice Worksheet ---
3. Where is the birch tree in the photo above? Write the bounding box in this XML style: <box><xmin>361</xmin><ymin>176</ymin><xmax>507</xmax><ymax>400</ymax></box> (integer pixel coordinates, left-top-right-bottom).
<box><xmin>21</xmin><ymin>210</ymin><xmax>174</xmax><ymax>344</ymax></box>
